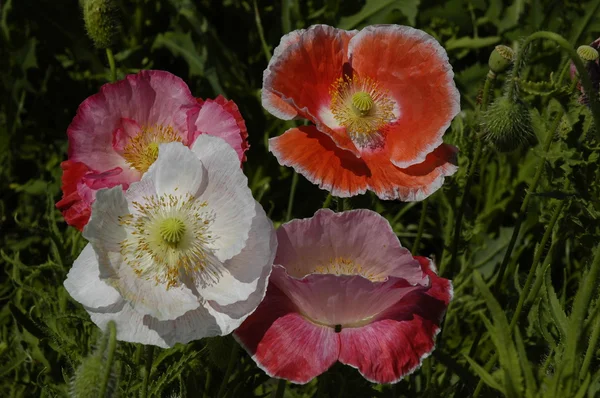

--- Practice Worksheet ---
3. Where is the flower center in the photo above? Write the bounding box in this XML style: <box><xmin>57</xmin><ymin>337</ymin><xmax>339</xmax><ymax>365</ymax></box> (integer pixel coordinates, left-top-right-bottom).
<box><xmin>159</xmin><ymin>217</ymin><xmax>186</xmax><ymax>245</ymax></box>
<box><xmin>122</xmin><ymin>125</ymin><xmax>182</xmax><ymax>173</ymax></box>
<box><xmin>330</xmin><ymin>75</ymin><xmax>395</xmax><ymax>148</ymax></box>
<box><xmin>311</xmin><ymin>256</ymin><xmax>384</xmax><ymax>282</ymax></box>
<box><xmin>118</xmin><ymin>193</ymin><xmax>220</xmax><ymax>289</ymax></box>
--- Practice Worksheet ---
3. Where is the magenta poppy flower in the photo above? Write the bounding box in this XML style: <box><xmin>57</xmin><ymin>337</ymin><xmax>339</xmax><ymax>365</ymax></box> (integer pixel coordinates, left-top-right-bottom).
<box><xmin>234</xmin><ymin>209</ymin><xmax>452</xmax><ymax>384</ymax></box>
<box><xmin>56</xmin><ymin>70</ymin><xmax>248</xmax><ymax>230</ymax></box>
<box><xmin>263</xmin><ymin>24</ymin><xmax>460</xmax><ymax>200</ymax></box>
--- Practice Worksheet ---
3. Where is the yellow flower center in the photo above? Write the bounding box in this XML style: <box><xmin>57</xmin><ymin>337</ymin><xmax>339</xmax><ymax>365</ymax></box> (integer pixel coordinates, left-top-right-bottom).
<box><xmin>118</xmin><ymin>193</ymin><xmax>219</xmax><ymax>289</ymax></box>
<box><xmin>159</xmin><ymin>217</ymin><xmax>186</xmax><ymax>245</ymax></box>
<box><xmin>330</xmin><ymin>75</ymin><xmax>395</xmax><ymax>148</ymax></box>
<box><xmin>122</xmin><ymin>125</ymin><xmax>182</xmax><ymax>173</ymax></box>
<box><xmin>311</xmin><ymin>256</ymin><xmax>384</xmax><ymax>282</ymax></box>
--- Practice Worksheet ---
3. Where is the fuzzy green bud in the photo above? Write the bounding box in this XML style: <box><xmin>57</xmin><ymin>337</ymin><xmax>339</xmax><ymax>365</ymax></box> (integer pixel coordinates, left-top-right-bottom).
<box><xmin>488</xmin><ymin>45</ymin><xmax>515</xmax><ymax>74</ymax></box>
<box><xmin>82</xmin><ymin>0</ymin><xmax>120</xmax><ymax>49</ymax></box>
<box><xmin>482</xmin><ymin>96</ymin><xmax>535</xmax><ymax>152</ymax></box>
<box><xmin>577</xmin><ymin>45</ymin><xmax>599</xmax><ymax>62</ymax></box>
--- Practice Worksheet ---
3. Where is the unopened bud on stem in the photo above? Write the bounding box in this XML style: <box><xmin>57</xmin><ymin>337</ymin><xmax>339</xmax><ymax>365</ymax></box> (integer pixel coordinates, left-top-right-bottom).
<box><xmin>82</xmin><ymin>0</ymin><xmax>120</xmax><ymax>49</ymax></box>
<box><xmin>489</xmin><ymin>45</ymin><xmax>515</xmax><ymax>74</ymax></box>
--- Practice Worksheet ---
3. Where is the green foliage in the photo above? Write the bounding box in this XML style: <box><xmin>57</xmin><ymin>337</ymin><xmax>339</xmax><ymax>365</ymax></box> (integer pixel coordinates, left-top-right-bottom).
<box><xmin>2</xmin><ymin>0</ymin><xmax>600</xmax><ymax>397</ymax></box>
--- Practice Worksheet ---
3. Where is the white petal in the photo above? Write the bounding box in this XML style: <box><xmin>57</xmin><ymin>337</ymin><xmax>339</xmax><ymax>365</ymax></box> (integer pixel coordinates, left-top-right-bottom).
<box><xmin>64</xmin><ymin>244</ymin><xmax>122</xmax><ymax>310</ymax></box>
<box><xmin>199</xmin><ymin>202</ymin><xmax>276</xmax><ymax>306</ymax></box>
<box><xmin>88</xmin><ymin>302</ymin><xmax>171</xmax><ymax>348</ymax></box>
<box><xmin>98</xmin><ymin>250</ymin><xmax>201</xmax><ymax>321</ymax></box>
<box><xmin>82</xmin><ymin>187</ymin><xmax>128</xmax><ymax>251</ymax></box>
<box><xmin>190</xmin><ymin>135</ymin><xmax>255</xmax><ymax>261</ymax></box>
<box><xmin>146</xmin><ymin>142</ymin><xmax>206</xmax><ymax>197</ymax></box>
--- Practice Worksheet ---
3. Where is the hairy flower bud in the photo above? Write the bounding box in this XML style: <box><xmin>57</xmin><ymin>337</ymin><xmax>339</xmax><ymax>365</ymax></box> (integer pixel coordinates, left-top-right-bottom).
<box><xmin>482</xmin><ymin>96</ymin><xmax>535</xmax><ymax>152</ymax></box>
<box><xmin>488</xmin><ymin>45</ymin><xmax>515</xmax><ymax>74</ymax></box>
<box><xmin>82</xmin><ymin>0</ymin><xmax>120</xmax><ymax>49</ymax></box>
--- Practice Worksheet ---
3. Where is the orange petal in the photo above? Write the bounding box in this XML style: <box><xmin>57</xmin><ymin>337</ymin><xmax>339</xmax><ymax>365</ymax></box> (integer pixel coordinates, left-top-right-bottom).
<box><xmin>264</xmin><ymin>25</ymin><xmax>360</xmax><ymax>155</ymax></box>
<box><xmin>362</xmin><ymin>144</ymin><xmax>458</xmax><ymax>201</ymax></box>
<box><xmin>348</xmin><ymin>25</ymin><xmax>460</xmax><ymax>168</ymax></box>
<box><xmin>270</xmin><ymin>126</ymin><xmax>458</xmax><ymax>201</ymax></box>
<box><xmin>269</xmin><ymin>126</ymin><xmax>369</xmax><ymax>197</ymax></box>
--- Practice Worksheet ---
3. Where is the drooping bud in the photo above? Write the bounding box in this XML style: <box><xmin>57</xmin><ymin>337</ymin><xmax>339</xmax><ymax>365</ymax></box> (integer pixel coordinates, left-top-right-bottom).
<box><xmin>82</xmin><ymin>0</ymin><xmax>120</xmax><ymax>49</ymax></box>
<box><xmin>577</xmin><ymin>45</ymin><xmax>599</xmax><ymax>62</ymax></box>
<box><xmin>488</xmin><ymin>45</ymin><xmax>515</xmax><ymax>74</ymax></box>
<box><xmin>482</xmin><ymin>96</ymin><xmax>535</xmax><ymax>152</ymax></box>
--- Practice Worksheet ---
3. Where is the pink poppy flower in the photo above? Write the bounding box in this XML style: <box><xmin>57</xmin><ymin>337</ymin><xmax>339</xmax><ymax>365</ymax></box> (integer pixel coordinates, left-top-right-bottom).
<box><xmin>263</xmin><ymin>24</ymin><xmax>460</xmax><ymax>201</ymax></box>
<box><xmin>56</xmin><ymin>70</ymin><xmax>248</xmax><ymax>230</ymax></box>
<box><xmin>234</xmin><ymin>209</ymin><xmax>453</xmax><ymax>384</ymax></box>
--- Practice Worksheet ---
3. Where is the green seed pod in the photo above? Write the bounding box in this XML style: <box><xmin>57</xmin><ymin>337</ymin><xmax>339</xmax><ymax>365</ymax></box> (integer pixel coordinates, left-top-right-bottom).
<box><xmin>577</xmin><ymin>45</ymin><xmax>599</xmax><ymax>62</ymax></box>
<box><xmin>488</xmin><ymin>45</ymin><xmax>515</xmax><ymax>74</ymax></box>
<box><xmin>482</xmin><ymin>96</ymin><xmax>535</xmax><ymax>152</ymax></box>
<box><xmin>82</xmin><ymin>0</ymin><xmax>120</xmax><ymax>49</ymax></box>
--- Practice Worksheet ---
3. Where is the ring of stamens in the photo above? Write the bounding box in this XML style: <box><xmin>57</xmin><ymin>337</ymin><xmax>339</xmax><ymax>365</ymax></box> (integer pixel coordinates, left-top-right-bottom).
<box><xmin>330</xmin><ymin>75</ymin><xmax>395</xmax><ymax>148</ymax></box>
<box><xmin>118</xmin><ymin>193</ymin><xmax>221</xmax><ymax>289</ymax></box>
<box><xmin>122</xmin><ymin>125</ymin><xmax>182</xmax><ymax>173</ymax></box>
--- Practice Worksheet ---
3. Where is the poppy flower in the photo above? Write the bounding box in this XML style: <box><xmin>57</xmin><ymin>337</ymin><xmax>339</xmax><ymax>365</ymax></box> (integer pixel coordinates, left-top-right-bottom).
<box><xmin>263</xmin><ymin>24</ymin><xmax>460</xmax><ymax>201</ymax></box>
<box><xmin>64</xmin><ymin>137</ymin><xmax>276</xmax><ymax>347</ymax></box>
<box><xmin>234</xmin><ymin>209</ymin><xmax>452</xmax><ymax>384</ymax></box>
<box><xmin>56</xmin><ymin>70</ymin><xmax>248</xmax><ymax>231</ymax></box>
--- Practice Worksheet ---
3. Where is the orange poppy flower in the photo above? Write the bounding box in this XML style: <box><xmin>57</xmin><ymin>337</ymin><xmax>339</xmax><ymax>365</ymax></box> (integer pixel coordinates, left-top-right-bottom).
<box><xmin>264</xmin><ymin>25</ymin><xmax>460</xmax><ymax>200</ymax></box>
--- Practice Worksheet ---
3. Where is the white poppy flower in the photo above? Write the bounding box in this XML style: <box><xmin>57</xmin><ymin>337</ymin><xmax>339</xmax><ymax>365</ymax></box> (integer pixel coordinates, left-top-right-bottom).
<box><xmin>64</xmin><ymin>136</ymin><xmax>277</xmax><ymax>347</ymax></box>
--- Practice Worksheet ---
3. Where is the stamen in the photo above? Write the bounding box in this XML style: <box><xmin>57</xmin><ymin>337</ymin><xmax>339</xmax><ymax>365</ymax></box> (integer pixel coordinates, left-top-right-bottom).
<box><xmin>330</xmin><ymin>75</ymin><xmax>395</xmax><ymax>148</ymax></box>
<box><xmin>122</xmin><ymin>125</ymin><xmax>182</xmax><ymax>172</ymax></box>
<box><xmin>311</xmin><ymin>256</ymin><xmax>383</xmax><ymax>282</ymax></box>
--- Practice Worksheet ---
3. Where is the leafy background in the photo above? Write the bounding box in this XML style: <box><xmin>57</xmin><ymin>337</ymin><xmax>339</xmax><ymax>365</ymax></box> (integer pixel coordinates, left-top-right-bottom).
<box><xmin>2</xmin><ymin>0</ymin><xmax>600</xmax><ymax>396</ymax></box>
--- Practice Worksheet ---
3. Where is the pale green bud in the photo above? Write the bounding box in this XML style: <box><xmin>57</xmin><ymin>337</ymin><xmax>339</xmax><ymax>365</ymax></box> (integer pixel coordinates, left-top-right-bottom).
<box><xmin>82</xmin><ymin>0</ymin><xmax>120</xmax><ymax>49</ymax></box>
<box><xmin>488</xmin><ymin>45</ymin><xmax>515</xmax><ymax>74</ymax></box>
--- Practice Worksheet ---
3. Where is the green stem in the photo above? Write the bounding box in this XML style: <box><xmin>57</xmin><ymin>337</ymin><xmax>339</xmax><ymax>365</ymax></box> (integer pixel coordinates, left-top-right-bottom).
<box><xmin>281</xmin><ymin>0</ymin><xmax>291</xmax><ymax>34</ymax></box>
<box><xmin>253</xmin><ymin>0</ymin><xmax>272</xmax><ymax>62</ymax></box>
<box><xmin>581</xmin><ymin>303</ymin><xmax>600</xmax><ymax>378</ymax></box>
<box><xmin>510</xmin><ymin>31</ymin><xmax>600</xmax><ymax>137</ymax></box>
<box><xmin>491</xmin><ymin>108</ymin><xmax>563</xmax><ymax>295</ymax></box>
<box><xmin>141</xmin><ymin>345</ymin><xmax>154</xmax><ymax>398</ymax></box>
<box><xmin>274</xmin><ymin>379</ymin><xmax>286</xmax><ymax>398</ymax></box>
<box><xmin>509</xmin><ymin>198</ymin><xmax>566</xmax><ymax>331</ymax></box>
<box><xmin>442</xmin><ymin>70</ymin><xmax>495</xmax><ymax>277</ymax></box>
<box><xmin>412</xmin><ymin>198</ymin><xmax>428</xmax><ymax>253</ymax></box>
<box><xmin>218</xmin><ymin>343</ymin><xmax>239</xmax><ymax>397</ymax></box>
<box><xmin>285</xmin><ymin>172</ymin><xmax>299</xmax><ymax>221</ymax></box>
<box><xmin>105</xmin><ymin>48</ymin><xmax>117</xmax><ymax>82</ymax></box>
<box><xmin>322</xmin><ymin>193</ymin><xmax>333</xmax><ymax>208</ymax></box>
<box><xmin>98</xmin><ymin>321</ymin><xmax>117</xmax><ymax>398</ymax></box>
<box><xmin>565</xmin><ymin>242</ymin><xmax>600</xmax><ymax>379</ymax></box>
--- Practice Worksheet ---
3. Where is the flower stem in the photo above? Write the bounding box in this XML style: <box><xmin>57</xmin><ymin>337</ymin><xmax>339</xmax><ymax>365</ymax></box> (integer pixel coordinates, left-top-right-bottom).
<box><xmin>218</xmin><ymin>342</ymin><xmax>239</xmax><ymax>397</ymax></box>
<box><xmin>285</xmin><ymin>171</ymin><xmax>299</xmax><ymax>221</ymax></box>
<box><xmin>581</xmin><ymin>300</ymin><xmax>600</xmax><ymax>378</ymax></box>
<box><xmin>412</xmin><ymin>198</ymin><xmax>428</xmax><ymax>253</ymax></box>
<box><xmin>322</xmin><ymin>193</ymin><xmax>333</xmax><ymax>208</ymax></box>
<box><xmin>253</xmin><ymin>0</ymin><xmax>272</xmax><ymax>62</ymax></box>
<box><xmin>274</xmin><ymin>379</ymin><xmax>286</xmax><ymax>398</ymax></box>
<box><xmin>510</xmin><ymin>31</ymin><xmax>600</xmax><ymax>138</ymax></box>
<box><xmin>105</xmin><ymin>48</ymin><xmax>117</xmax><ymax>82</ymax></box>
<box><xmin>98</xmin><ymin>321</ymin><xmax>117</xmax><ymax>398</ymax></box>
<box><xmin>141</xmin><ymin>345</ymin><xmax>154</xmax><ymax>398</ymax></box>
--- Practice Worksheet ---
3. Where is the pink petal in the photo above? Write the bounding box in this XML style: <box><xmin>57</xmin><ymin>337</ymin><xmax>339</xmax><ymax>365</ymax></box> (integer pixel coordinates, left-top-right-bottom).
<box><xmin>235</xmin><ymin>284</ymin><xmax>339</xmax><ymax>384</ymax></box>
<box><xmin>68</xmin><ymin>70</ymin><xmax>196</xmax><ymax>171</ymax></box>
<box><xmin>188</xmin><ymin>97</ymin><xmax>248</xmax><ymax>162</ymax></box>
<box><xmin>337</xmin><ymin>256</ymin><xmax>452</xmax><ymax>383</ymax></box>
<box><xmin>275</xmin><ymin>208</ymin><xmax>424</xmax><ymax>283</ymax></box>
<box><xmin>112</xmin><ymin>118</ymin><xmax>142</xmax><ymax>153</ymax></box>
<box><xmin>270</xmin><ymin>265</ymin><xmax>427</xmax><ymax>327</ymax></box>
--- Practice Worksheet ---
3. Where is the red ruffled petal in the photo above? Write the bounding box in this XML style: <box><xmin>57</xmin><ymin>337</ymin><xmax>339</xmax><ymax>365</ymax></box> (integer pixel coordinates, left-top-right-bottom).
<box><xmin>348</xmin><ymin>25</ymin><xmax>460</xmax><ymax>168</ymax></box>
<box><xmin>56</xmin><ymin>160</ymin><xmax>92</xmax><ymax>231</ymax></box>
<box><xmin>269</xmin><ymin>126</ymin><xmax>458</xmax><ymax>201</ymax></box>
<box><xmin>264</xmin><ymin>25</ymin><xmax>359</xmax><ymax>154</ymax></box>
<box><xmin>234</xmin><ymin>284</ymin><xmax>340</xmax><ymax>384</ymax></box>
<box><xmin>338</xmin><ymin>257</ymin><xmax>452</xmax><ymax>384</ymax></box>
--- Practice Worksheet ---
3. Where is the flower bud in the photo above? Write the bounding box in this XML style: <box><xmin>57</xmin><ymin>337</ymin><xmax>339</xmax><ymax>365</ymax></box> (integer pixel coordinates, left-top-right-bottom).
<box><xmin>488</xmin><ymin>45</ymin><xmax>515</xmax><ymax>74</ymax></box>
<box><xmin>82</xmin><ymin>0</ymin><xmax>120</xmax><ymax>49</ymax></box>
<box><xmin>577</xmin><ymin>45</ymin><xmax>599</xmax><ymax>62</ymax></box>
<box><xmin>482</xmin><ymin>96</ymin><xmax>535</xmax><ymax>152</ymax></box>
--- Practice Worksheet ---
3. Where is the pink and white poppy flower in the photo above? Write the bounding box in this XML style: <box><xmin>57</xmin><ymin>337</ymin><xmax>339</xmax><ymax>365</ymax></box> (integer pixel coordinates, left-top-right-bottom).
<box><xmin>234</xmin><ymin>209</ymin><xmax>452</xmax><ymax>384</ymax></box>
<box><xmin>264</xmin><ymin>24</ymin><xmax>460</xmax><ymax>201</ymax></box>
<box><xmin>57</xmin><ymin>70</ymin><xmax>248</xmax><ymax>231</ymax></box>
<box><xmin>64</xmin><ymin>137</ymin><xmax>276</xmax><ymax>347</ymax></box>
